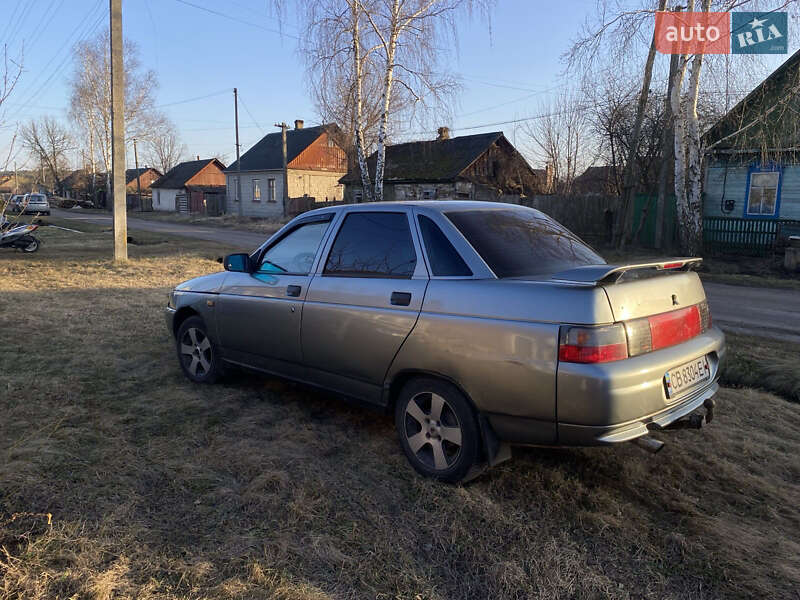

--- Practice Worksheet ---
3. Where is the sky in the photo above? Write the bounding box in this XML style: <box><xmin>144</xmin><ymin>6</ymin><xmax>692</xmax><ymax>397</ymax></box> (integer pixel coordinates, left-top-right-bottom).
<box><xmin>0</xmin><ymin>0</ymin><xmax>795</xmax><ymax>173</ymax></box>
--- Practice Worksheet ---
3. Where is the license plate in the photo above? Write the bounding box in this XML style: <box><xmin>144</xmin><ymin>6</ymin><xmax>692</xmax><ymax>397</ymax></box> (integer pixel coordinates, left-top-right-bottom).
<box><xmin>664</xmin><ymin>356</ymin><xmax>710</xmax><ymax>399</ymax></box>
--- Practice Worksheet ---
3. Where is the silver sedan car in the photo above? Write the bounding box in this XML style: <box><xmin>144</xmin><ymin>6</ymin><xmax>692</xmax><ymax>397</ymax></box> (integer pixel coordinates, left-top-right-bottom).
<box><xmin>166</xmin><ymin>202</ymin><xmax>725</xmax><ymax>482</ymax></box>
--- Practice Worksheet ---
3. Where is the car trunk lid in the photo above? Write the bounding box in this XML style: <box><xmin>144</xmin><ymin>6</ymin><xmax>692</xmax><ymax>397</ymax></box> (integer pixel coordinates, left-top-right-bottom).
<box><xmin>551</xmin><ymin>259</ymin><xmax>706</xmax><ymax>322</ymax></box>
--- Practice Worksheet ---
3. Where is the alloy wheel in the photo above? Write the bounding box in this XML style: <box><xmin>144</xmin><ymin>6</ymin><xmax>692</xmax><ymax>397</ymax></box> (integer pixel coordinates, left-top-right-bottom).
<box><xmin>403</xmin><ymin>392</ymin><xmax>463</xmax><ymax>471</ymax></box>
<box><xmin>180</xmin><ymin>327</ymin><xmax>213</xmax><ymax>378</ymax></box>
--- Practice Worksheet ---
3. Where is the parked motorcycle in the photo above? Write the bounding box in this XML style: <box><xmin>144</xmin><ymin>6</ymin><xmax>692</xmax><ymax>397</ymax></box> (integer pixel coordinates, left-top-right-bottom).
<box><xmin>0</xmin><ymin>217</ymin><xmax>41</xmax><ymax>252</ymax></box>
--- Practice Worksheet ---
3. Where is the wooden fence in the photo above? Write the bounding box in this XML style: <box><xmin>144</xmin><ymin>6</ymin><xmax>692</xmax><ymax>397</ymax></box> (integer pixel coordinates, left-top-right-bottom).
<box><xmin>703</xmin><ymin>217</ymin><xmax>800</xmax><ymax>255</ymax></box>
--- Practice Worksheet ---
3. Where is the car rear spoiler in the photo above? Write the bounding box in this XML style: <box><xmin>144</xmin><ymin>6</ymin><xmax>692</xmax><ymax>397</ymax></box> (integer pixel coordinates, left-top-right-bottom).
<box><xmin>551</xmin><ymin>258</ymin><xmax>702</xmax><ymax>286</ymax></box>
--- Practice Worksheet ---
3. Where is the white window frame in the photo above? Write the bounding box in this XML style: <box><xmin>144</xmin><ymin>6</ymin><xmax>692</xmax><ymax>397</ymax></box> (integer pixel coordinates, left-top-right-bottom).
<box><xmin>267</xmin><ymin>178</ymin><xmax>276</xmax><ymax>202</ymax></box>
<box><xmin>745</xmin><ymin>170</ymin><xmax>779</xmax><ymax>216</ymax></box>
<box><xmin>253</xmin><ymin>179</ymin><xmax>261</xmax><ymax>202</ymax></box>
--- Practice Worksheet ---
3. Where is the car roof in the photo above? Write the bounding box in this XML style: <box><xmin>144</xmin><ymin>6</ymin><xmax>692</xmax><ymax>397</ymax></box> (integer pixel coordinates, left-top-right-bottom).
<box><xmin>299</xmin><ymin>200</ymin><xmax>527</xmax><ymax>219</ymax></box>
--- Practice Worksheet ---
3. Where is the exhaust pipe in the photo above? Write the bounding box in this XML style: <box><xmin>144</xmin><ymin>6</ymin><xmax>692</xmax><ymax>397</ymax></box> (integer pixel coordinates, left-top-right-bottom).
<box><xmin>631</xmin><ymin>435</ymin><xmax>665</xmax><ymax>454</ymax></box>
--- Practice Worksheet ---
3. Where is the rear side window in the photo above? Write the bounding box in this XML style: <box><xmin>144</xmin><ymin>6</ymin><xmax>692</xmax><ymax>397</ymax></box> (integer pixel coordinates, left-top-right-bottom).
<box><xmin>446</xmin><ymin>207</ymin><xmax>604</xmax><ymax>278</ymax></box>
<box><xmin>324</xmin><ymin>212</ymin><xmax>416</xmax><ymax>278</ymax></box>
<box><xmin>418</xmin><ymin>215</ymin><xmax>472</xmax><ymax>277</ymax></box>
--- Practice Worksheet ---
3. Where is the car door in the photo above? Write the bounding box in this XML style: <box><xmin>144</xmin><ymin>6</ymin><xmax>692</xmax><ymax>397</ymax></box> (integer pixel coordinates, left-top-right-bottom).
<box><xmin>216</xmin><ymin>213</ymin><xmax>334</xmax><ymax>370</ymax></box>
<box><xmin>301</xmin><ymin>209</ymin><xmax>429</xmax><ymax>399</ymax></box>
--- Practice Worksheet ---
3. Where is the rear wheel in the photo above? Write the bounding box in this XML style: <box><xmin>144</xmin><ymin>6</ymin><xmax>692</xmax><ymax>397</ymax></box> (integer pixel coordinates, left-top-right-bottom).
<box><xmin>395</xmin><ymin>377</ymin><xmax>480</xmax><ymax>483</ymax></box>
<box><xmin>176</xmin><ymin>316</ymin><xmax>221</xmax><ymax>383</ymax></box>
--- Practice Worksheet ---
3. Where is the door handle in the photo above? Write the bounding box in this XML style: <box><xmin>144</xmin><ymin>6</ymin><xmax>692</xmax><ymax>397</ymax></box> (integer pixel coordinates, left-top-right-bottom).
<box><xmin>390</xmin><ymin>291</ymin><xmax>412</xmax><ymax>306</ymax></box>
<box><xmin>286</xmin><ymin>285</ymin><xmax>302</xmax><ymax>297</ymax></box>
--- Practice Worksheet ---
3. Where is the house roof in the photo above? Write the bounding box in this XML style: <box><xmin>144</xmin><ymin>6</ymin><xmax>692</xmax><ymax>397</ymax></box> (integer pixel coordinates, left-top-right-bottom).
<box><xmin>704</xmin><ymin>47</ymin><xmax>800</xmax><ymax>148</ymax></box>
<box><xmin>125</xmin><ymin>167</ymin><xmax>160</xmax><ymax>184</ymax></box>
<box><xmin>226</xmin><ymin>124</ymin><xmax>338</xmax><ymax>172</ymax></box>
<box><xmin>339</xmin><ymin>131</ymin><xmax>504</xmax><ymax>184</ymax></box>
<box><xmin>151</xmin><ymin>159</ymin><xmax>225</xmax><ymax>189</ymax></box>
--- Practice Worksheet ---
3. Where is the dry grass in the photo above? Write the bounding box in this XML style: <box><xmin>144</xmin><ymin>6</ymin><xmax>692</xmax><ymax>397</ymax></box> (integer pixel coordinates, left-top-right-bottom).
<box><xmin>1</xmin><ymin>222</ymin><xmax>800</xmax><ymax>599</ymax></box>
<box><xmin>125</xmin><ymin>210</ymin><xmax>288</xmax><ymax>236</ymax></box>
<box><xmin>720</xmin><ymin>333</ymin><xmax>800</xmax><ymax>402</ymax></box>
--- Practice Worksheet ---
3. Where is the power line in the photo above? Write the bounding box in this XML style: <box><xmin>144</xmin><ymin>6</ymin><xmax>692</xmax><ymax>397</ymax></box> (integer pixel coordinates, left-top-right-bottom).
<box><xmin>238</xmin><ymin>95</ymin><xmax>265</xmax><ymax>135</ymax></box>
<box><xmin>171</xmin><ymin>0</ymin><xmax>300</xmax><ymax>40</ymax></box>
<box><xmin>155</xmin><ymin>89</ymin><xmax>229</xmax><ymax>108</ymax></box>
<box><xmin>9</xmin><ymin>0</ymin><xmax>105</xmax><ymax>121</ymax></box>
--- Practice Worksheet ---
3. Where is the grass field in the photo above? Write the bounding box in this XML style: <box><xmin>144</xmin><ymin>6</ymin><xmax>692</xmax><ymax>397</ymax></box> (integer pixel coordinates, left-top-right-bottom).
<box><xmin>1</xmin><ymin>221</ymin><xmax>799</xmax><ymax>599</ymax></box>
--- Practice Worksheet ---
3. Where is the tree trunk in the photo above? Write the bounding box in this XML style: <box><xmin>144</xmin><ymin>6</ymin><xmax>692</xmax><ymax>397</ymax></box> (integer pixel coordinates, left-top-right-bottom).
<box><xmin>373</xmin><ymin>1</ymin><xmax>400</xmax><ymax>203</ymax></box>
<box><xmin>655</xmin><ymin>52</ymin><xmax>679</xmax><ymax>250</ymax></box>
<box><xmin>672</xmin><ymin>54</ymin><xmax>689</xmax><ymax>253</ymax></box>
<box><xmin>616</xmin><ymin>0</ymin><xmax>668</xmax><ymax>249</ymax></box>
<box><xmin>682</xmin><ymin>0</ymin><xmax>711</xmax><ymax>256</ymax></box>
<box><xmin>351</xmin><ymin>1</ymin><xmax>372</xmax><ymax>202</ymax></box>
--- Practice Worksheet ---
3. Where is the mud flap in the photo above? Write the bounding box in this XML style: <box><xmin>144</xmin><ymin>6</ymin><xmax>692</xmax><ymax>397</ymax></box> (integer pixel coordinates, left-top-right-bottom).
<box><xmin>462</xmin><ymin>414</ymin><xmax>512</xmax><ymax>483</ymax></box>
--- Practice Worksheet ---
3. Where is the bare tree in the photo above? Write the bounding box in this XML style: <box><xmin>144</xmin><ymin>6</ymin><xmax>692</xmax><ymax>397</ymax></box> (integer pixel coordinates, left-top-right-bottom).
<box><xmin>20</xmin><ymin>117</ymin><xmax>72</xmax><ymax>191</ymax></box>
<box><xmin>145</xmin><ymin>117</ymin><xmax>185</xmax><ymax>174</ymax></box>
<box><xmin>568</xmin><ymin>0</ymin><xmax>796</xmax><ymax>254</ymax></box>
<box><xmin>523</xmin><ymin>92</ymin><xmax>590</xmax><ymax>194</ymax></box>
<box><xmin>0</xmin><ymin>43</ymin><xmax>23</xmax><ymax>174</ymax></box>
<box><xmin>299</xmin><ymin>0</ymin><xmax>490</xmax><ymax>202</ymax></box>
<box><xmin>69</xmin><ymin>30</ymin><xmax>158</xmax><ymax>203</ymax></box>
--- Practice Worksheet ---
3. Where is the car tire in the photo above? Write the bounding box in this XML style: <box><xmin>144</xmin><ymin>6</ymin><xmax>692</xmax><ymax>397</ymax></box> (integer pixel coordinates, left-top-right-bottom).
<box><xmin>395</xmin><ymin>377</ymin><xmax>480</xmax><ymax>483</ymax></box>
<box><xmin>176</xmin><ymin>316</ymin><xmax>221</xmax><ymax>384</ymax></box>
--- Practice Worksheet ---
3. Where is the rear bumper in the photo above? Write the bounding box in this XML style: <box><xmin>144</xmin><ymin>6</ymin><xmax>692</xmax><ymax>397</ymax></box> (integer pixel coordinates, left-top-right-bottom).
<box><xmin>557</xmin><ymin>380</ymin><xmax>719</xmax><ymax>445</ymax></box>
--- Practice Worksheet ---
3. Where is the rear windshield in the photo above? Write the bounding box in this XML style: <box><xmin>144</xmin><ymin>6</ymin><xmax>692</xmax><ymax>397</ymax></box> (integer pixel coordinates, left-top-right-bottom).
<box><xmin>445</xmin><ymin>206</ymin><xmax>604</xmax><ymax>278</ymax></box>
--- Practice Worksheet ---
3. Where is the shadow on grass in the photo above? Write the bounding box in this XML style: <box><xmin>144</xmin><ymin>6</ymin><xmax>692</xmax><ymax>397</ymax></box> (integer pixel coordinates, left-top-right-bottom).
<box><xmin>2</xmin><ymin>285</ymin><xmax>800</xmax><ymax>599</ymax></box>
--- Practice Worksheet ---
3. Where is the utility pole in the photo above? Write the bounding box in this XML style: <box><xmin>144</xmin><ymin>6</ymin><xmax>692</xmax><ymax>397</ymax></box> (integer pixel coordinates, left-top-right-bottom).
<box><xmin>274</xmin><ymin>121</ymin><xmax>288</xmax><ymax>217</ymax></box>
<box><xmin>133</xmin><ymin>138</ymin><xmax>142</xmax><ymax>212</ymax></box>
<box><xmin>234</xmin><ymin>88</ymin><xmax>243</xmax><ymax>217</ymax></box>
<box><xmin>110</xmin><ymin>0</ymin><xmax>127</xmax><ymax>261</ymax></box>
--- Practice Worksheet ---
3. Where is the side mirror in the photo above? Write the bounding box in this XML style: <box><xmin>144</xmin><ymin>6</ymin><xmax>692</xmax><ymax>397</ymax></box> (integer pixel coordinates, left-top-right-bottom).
<box><xmin>223</xmin><ymin>253</ymin><xmax>252</xmax><ymax>273</ymax></box>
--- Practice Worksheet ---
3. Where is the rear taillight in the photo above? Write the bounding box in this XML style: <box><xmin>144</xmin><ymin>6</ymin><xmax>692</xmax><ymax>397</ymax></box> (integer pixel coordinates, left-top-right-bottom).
<box><xmin>625</xmin><ymin>301</ymin><xmax>711</xmax><ymax>357</ymax></box>
<box><xmin>558</xmin><ymin>324</ymin><xmax>628</xmax><ymax>363</ymax></box>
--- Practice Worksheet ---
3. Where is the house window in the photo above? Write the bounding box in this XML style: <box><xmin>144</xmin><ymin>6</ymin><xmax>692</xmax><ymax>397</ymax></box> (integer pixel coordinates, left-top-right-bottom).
<box><xmin>267</xmin><ymin>178</ymin><xmax>276</xmax><ymax>202</ymax></box>
<box><xmin>253</xmin><ymin>179</ymin><xmax>261</xmax><ymax>202</ymax></box>
<box><xmin>745</xmin><ymin>169</ymin><xmax>780</xmax><ymax>217</ymax></box>
<box><xmin>422</xmin><ymin>188</ymin><xmax>435</xmax><ymax>200</ymax></box>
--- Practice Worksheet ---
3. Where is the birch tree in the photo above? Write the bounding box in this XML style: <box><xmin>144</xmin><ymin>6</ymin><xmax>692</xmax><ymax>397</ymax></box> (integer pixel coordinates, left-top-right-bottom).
<box><xmin>69</xmin><ymin>30</ymin><xmax>158</xmax><ymax>201</ymax></box>
<box><xmin>300</xmin><ymin>0</ymin><xmax>489</xmax><ymax>202</ymax></box>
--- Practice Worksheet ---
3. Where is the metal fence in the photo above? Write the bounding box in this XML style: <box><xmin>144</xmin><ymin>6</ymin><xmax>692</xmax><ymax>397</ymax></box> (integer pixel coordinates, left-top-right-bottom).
<box><xmin>703</xmin><ymin>217</ymin><xmax>800</xmax><ymax>255</ymax></box>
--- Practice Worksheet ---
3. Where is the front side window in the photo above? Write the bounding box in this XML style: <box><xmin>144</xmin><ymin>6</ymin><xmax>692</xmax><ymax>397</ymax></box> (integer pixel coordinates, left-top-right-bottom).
<box><xmin>258</xmin><ymin>221</ymin><xmax>330</xmax><ymax>275</ymax></box>
<box><xmin>268</xmin><ymin>178</ymin><xmax>276</xmax><ymax>202</ymax></box>
<box><xmin>446</xmin><ymin>207</ymin><xmax>604</xmax><ymax>278</ymax></box>
<box><xmin>324</xmin><ymin>212</ymin><xmax>417</xmax><ymax>278</ymax></box>
<box><xmin>746</xmin><ymin>170</ymin><xmax>779</xmax><ymax>216</ymax></box>
<box><xmin>253</xmin><ymin>179</ymin><xmax>261</xmax><ymax>202</ymax></box>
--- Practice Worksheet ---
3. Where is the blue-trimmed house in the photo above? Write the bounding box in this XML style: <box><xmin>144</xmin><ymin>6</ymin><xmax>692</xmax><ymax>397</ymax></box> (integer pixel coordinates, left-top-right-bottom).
<box><xmin>703</xmin><ymin>48</ymin><xmax>800</xmax><ymax>252</ymax></box>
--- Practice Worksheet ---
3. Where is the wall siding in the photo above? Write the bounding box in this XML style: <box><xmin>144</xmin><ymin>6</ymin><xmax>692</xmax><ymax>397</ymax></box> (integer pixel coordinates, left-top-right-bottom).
<box><xmin>225</xmin><ymin>170</ymin><xmax>285</xmax><ymax>217</ymax></box>
<box><xmin>286</xmin><ymin>168</ymin><xmax>345</xmax><ymax>202</ymax></box>
<box><xmin>705</xmin><ymin>161</ymin><xmax>800</xmax><ymax>219</ymax></box>
<box><xmin>153</xmin><ymin>188</ymin><xmax>179</xmax><ymax>211</ymax></box>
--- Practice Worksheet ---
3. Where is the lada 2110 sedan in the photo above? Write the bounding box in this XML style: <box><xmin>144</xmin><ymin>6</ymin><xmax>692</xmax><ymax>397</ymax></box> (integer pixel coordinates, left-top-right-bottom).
<box><xmin>166</xmin><ymin>202</ymin><xmax>724</xmax><ymax>482</ymax></box>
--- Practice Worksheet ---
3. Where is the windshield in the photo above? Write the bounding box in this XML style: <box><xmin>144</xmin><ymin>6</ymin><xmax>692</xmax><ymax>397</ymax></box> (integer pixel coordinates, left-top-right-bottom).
<box><xmin>445</xmin><ymin>206</ymin><xmax>604</xmax><ymax>278</ymax></box>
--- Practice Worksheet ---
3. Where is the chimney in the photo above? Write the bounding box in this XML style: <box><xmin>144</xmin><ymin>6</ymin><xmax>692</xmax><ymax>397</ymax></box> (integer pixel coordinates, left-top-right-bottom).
<box><xmin>436</xmin><ymin>126</ymin><xmax>450</xmax><ymax>141</ymax></box>
<box><xmin>196</xmin><ymin>155</ymin><xmax>200</xmax><ymax>160</ymax></box>
<box><xmin>294</xmin><ymin>119</ymin><xmax>304</xmax><ymax>130</ymax></box>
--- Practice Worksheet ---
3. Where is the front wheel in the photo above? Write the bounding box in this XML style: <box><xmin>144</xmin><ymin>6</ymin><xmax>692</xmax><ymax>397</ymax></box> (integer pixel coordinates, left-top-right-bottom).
<box><xmin>20</xmin><ymin>236</ymin><xmax>39</xmax><ymax>252</ymax></box>
<box><xmin>395</xmin><ymin>377</ymin><xmax>481</xmax><ymax>483</ymax></box>
<box><xmin>176</xmin><ymin>316</ymin><xmax>221</xmax><ymax>383</ymax></box>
